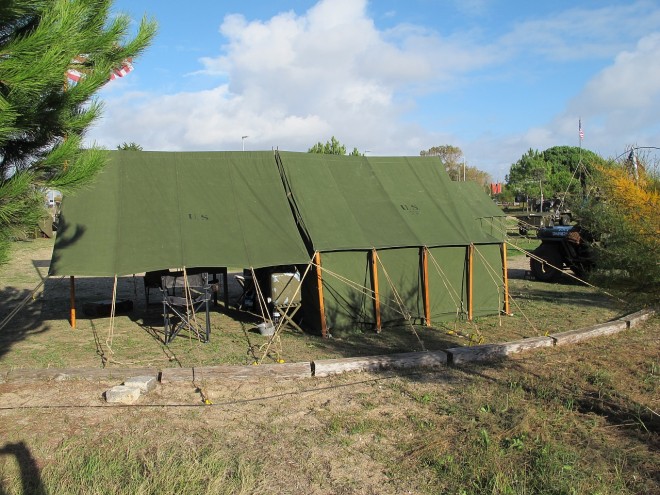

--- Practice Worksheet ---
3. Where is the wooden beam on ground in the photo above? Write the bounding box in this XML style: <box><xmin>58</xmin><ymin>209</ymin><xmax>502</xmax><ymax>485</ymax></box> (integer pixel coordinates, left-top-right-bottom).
<box><xmin>314</xmin><ymin>252</ymin><xmax>328</xmax><ymax>338</ymax></box>
<box><xmin>549</xmin><ymin>320</ymin><xmax>628</xmax><ymax>346</ymax></box>
<box><xmin>618</xmin><ymin>308</ymin><xmax>656</xmax><ymax>328</ymax></box>
<box><xmin>421</xmin><ymin>247</ymin><xmax>431</xmax><ymax>326</ymax></box>
<box><xmin>501</xmin><ymin>243</ymin><xmax>510</xmax><ymax>315</ymax></box>
<box><xmin>313</xmin><ymin>350</ymin><xmax>447</xmax><ymax>377</ymax></box>
<box><xmin>159</xmin><ymin>368</ymin><xmax>194</xmax><ymax>383</ymax></box>
<box><xmin>370</xmin><ymin>248</ymin><xmax>382</xmax><ymax>332</ymax></box>
<box><xmin>447</xmin><ymin>336</ymin><xmax>554</xmax><ymax>366</ymax></box>
<box><xmin>70</xmin><ymin>276</ymin><xmax>76</xmax><ymax>329</ymax></box>
<box><xmin>4</xmin><ymin>367</ymin><xmax>159</xmax><ymax>383</ymax></box>
<box><xmin>193</xmin><ymin>362</ymin><xmax>312</xmax><ymax>382</ymax></box>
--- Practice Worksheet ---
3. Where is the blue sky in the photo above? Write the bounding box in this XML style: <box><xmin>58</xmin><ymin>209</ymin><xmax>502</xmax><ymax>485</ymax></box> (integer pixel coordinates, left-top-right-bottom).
<box><xmin>88</xmin><ymin>0</ymin><xmax>660</xmax><ymax>179</ymax></box>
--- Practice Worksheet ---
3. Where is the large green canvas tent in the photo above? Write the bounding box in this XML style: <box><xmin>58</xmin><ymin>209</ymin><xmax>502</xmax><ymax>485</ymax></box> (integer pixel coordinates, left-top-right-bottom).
<box><xmin>276</xmin><ymin>152</ymin><xmax>507</xmax><ymax>334</ymax></box>
<box><xmin>49</xmin><ymin>151</ymin><xmax>311</xmax><ymax>276</ymax></box>
<box><xmin>50</xmin><ymin>150</ymin><xmax>508</xmax><ymax>334</ymax></box>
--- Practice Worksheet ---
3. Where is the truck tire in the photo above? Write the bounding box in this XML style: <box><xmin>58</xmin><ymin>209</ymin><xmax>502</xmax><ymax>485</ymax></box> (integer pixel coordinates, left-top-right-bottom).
<box><xmin>530</xmin><ymin>244</ymin><xmax>563</xmax><ymax>282</ymax></box>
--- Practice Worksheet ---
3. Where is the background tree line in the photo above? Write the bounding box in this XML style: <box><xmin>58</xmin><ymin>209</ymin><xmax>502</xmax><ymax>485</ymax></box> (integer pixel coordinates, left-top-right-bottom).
<box><xmin>420</xmin><ymin>145</ymin><xmax>492</xmax><ymax>187</ymax></box>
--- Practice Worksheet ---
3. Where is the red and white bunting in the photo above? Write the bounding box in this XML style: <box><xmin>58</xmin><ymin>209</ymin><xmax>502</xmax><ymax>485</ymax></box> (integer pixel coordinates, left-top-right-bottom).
<box><xmin>109</xmin><ymin>61</ymin><xmax>134</xmax><ymax>80</ymax></box>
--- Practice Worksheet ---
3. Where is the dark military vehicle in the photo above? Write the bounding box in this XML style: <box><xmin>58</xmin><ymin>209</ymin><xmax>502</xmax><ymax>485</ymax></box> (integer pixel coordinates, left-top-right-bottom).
<box><xmin>529</xmin><ymin>225</ymin><xmax>595</xmax><ymax>282</ymax></box>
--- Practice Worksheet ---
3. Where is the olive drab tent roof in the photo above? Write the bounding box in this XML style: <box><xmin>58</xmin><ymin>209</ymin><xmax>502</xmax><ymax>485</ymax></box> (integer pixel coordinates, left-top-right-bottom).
<box><xmin>453</xmin><ymin>181</ymin><xmax>507</xmax><ymax>241</ymax></box>
<box><xmin>276</xmin><ymin>152</ymin><xmax>503</xmax><ymax>251</ymax></box>
<box><xmin>49</xmin><ymin>151</ymin><xmax>311</xmax><ymax>276</ymax></box>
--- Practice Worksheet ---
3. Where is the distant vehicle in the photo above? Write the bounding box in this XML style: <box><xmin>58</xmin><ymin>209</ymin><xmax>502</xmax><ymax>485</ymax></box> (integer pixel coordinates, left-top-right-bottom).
<box><xmin>515</xmin><ymin>198</ymin><xmax>573</xmax><ymax>235</ymax></box>
<box><xmin>529</xmin><ymin>225</ymin><xmax>595</xmax><ymax>282</ymax></box>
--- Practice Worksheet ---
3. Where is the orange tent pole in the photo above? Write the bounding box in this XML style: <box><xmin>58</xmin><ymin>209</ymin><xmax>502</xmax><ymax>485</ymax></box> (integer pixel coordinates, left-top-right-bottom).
<box><xmin>501</xmin><ymin>243</ymin><xmax>510</xmax><ymax>315</ymax></box>
<box><xmin>314</xmin><ymin>252</ymin><xmax>328</xmax><ymax>338</ymax></box>
<box><xmin>70</xmin><ymin>276</ymin><xmax>76</xmax><ymax>328</ymax></box>
<box><xmin>421</xmin><ymin>247</ymin><xmax>431</xmax><ymax>326</ymax></box>
<box><xmin>468</xmin><ymin>244</ymin><xmax>474</xmax><ymax>321</ymax></box>
<box><xmin>370</xmin><ymin>249</ymin><xmax>382</xmax><ymax>333</ymax></box>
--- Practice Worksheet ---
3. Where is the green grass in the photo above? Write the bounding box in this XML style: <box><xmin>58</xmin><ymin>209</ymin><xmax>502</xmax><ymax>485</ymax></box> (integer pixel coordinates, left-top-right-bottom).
<box><xmin>0</xmin><ymin>320</ymin><xmax>657</xmax><ymax>494</ymax></box>
<box><xmin>1</xmin><ymin>239</ymin><xmax>657</xmax><ymax>494</ymax></box>
<box><xmin>0</xmin><ymin>434</ymin><xmax>260</xmax><ymax>495</ymax></box>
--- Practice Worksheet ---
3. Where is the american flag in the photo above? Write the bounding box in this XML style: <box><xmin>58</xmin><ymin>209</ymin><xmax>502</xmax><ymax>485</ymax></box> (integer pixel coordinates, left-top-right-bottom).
<box><xmin>579</xmin><ymin>119</ymin><xmax>584</xmax><ymax>140</ymax></box>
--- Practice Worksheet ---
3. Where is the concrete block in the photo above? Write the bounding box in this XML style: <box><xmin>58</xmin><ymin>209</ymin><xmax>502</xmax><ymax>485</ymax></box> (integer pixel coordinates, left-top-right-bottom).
<box><xmin>105</xmin><ymin>385</ymin><xmax>141</xmax><ymax>404</ymax></box>
<box><xmin>124</xmin><ymin>375</ymin><xmax>157</xmax><ymax>394</ymax></box>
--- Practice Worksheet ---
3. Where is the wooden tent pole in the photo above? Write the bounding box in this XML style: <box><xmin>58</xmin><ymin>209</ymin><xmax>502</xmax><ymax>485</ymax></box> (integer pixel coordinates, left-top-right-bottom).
<box><xmin>501</xmin><ymin>243</ymin><xmax>510</xmax><ymax>315</ymax></box>
<box><xmin>314</xmin><ymin>252</ymin><xmax>328</xmax><ymax>338</ymax></box>
<box><xmin>468</xmin><ymin>244</ymin><xmax>474</xmax><ymax>321</ymax></box>
<box><xmin>421</xmin><ymin>247</ymin><xmax>431</xmax><ymax>327</ymax></box>
<box><xmin>70</xmin><ymin>276</ymin><xmax>76</xmax><ymax>328</ymax></box>
<box><xmin>370</xmin><ymin>249</ymin><xmax>382</xmax><ymax>333</ymax></box>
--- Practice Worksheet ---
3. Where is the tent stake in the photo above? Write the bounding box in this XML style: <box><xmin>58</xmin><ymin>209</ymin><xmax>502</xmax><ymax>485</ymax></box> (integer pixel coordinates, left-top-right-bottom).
<box><xmin>70</xmin><ymin>276</ymin><xmax>76</xmax><ymax>328</ymax></box>
<box><xmin>421</xmin><ymin>247</ymin><xmax>431</xmax><ymax>326</ymax></box>
<box><xmin>370</xmin><ymin>249</ymin><xmax>382</xmax><ymax>333</ymax></box>
<box><xmin>501</xmin><ymin>243</ymin><xmax>510</xmax><ymax>315</ymax></box>
<box><xmin>468</xmin><ymin>244</ymin><xmax>474</xmax><ymax>321</ymax></box>
<box><xmin>314</xmin><ymin>252</ymin><xmax>328</xmax><ymax>338</ymax></box>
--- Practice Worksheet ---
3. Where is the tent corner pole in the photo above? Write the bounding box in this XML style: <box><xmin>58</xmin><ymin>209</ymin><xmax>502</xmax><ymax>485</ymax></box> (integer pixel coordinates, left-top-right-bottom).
<box><xmin>421</xmin><ymin>247</ymin><xmax>431</xmax><ymax>327</ymax></box>
<box><xmin>69</xmin><ymin>275</ymin><xmax>76</xmax><ymax>328</ymax></box>
<box><xmin>314</xmin><ymin>252</ymin><xmax>328</xmax><ymax>338</ymax></box>
<box><xmin>468</xmin><ymin>244</ymin><xmax>474</xmax><ymax>321</ymax></box>
<box><xmin>370</xmin><ymin>249</ymin><xmax>382</xmax><ymax>333</ymax></box>
<box><xmin>501</xmin><ymin>243</ymin><xmax>510</xmax><ymax>315</ymax></box>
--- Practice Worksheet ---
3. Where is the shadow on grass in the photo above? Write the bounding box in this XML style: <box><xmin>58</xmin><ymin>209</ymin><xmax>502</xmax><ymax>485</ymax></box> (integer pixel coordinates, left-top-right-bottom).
<box><xmin>0</xmin><ymin>441</ymin><xmax>47</xmax><ymax>495</ymax></box>
<box><xmin>0</xmin><ymin>286</ymin><xmax>52</xmax><ymax>361</ymax></box>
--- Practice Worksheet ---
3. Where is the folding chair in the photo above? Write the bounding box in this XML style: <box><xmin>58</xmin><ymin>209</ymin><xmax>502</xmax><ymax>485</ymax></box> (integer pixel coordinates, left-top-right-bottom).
<box><xmin>160</xmin><ymin>272</ymin><xmax>211</xmax><ymax>344</ymax></box>
<box><xmin>269</xmin><ymin>271</ymin><xmax>303</xmax><ymax>332</ymax></box>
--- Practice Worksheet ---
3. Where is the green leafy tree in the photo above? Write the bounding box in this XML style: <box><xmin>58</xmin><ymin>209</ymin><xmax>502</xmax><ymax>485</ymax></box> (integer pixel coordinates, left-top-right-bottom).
<box><xmin>420</xmin><ymin>144</ymin><xmax>492</xmax><ymax>187</ymax></box>
<box><xmin>117</xmin><ymin>142</ymin><xmax>144</xmax><ymax>151</ymax></box>
<box><xmin>506</xmin><ymin>146</ymin><xmax>605</xmax><ymax>203</ymax></box>
<box><xmin>0</xmin><ymin>0</ymin><xmax>157</xmax><ymax>263</ymax></box>
<box><xmin>308</xmin><ymin>136</ymin><xmax>363</xmax><ymax>156</ymax></box>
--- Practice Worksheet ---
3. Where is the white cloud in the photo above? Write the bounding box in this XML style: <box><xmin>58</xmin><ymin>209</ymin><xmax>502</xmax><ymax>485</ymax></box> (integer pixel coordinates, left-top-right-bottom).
<box><xmin>90</xmin><ymin>0</ymin><xmax>466</xmax><ymax>154</ymax></box>
<box><xmin>87</xmin><ymin>0</ymin><xmax>660</xmax><ymax>176</ymax></box>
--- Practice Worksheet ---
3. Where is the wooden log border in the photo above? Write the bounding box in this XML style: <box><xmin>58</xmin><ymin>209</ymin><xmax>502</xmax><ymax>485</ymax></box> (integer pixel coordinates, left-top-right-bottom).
<box><xmin>313</xmin><ymin>350</ymin><xmax>447</xmax><ymax>378</ymax></box>
<box><xmin>447</xmin><ymin>336</ymin><xmax>554</xmax><ymax>366</ymax></box>
<box><xmin>1</xmin><ymin>309</ymin><xmax>654</xmax><ymax>383</ymax></box>
<box><xmin>3</xmin><ymin>367</ymin><xmax>159</xmax><ymax>383</ymax></box>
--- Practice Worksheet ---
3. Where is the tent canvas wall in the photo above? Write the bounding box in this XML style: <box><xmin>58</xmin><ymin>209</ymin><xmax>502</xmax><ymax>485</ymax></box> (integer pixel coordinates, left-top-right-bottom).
<box><xmin>276</xmin><ymin>152</ymin><xmax>507</xmax><ymax>334</ymax></box>
<box><xmin>50</xmin><ymin>150</ymin><xmax>508</xmax><ymax>335</ymax></box>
